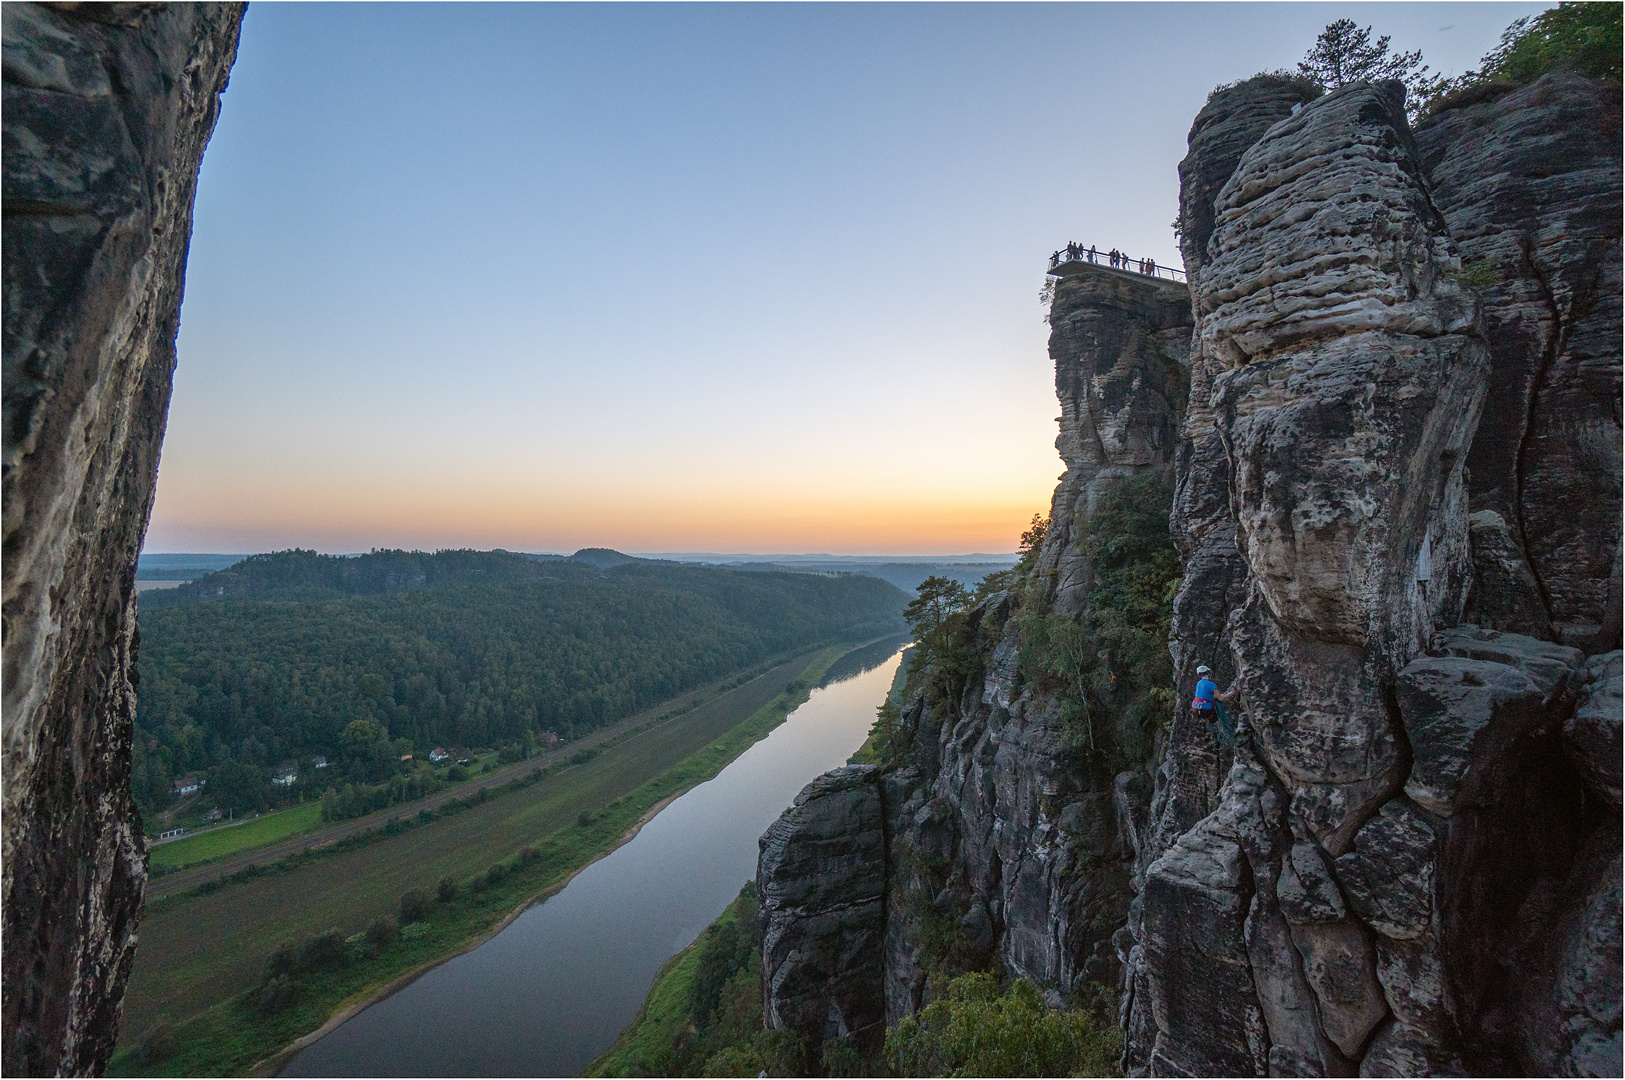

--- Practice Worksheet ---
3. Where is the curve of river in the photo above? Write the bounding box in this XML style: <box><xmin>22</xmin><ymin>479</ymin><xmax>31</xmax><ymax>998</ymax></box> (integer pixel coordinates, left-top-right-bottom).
<box><xmin>285</xmin><ymin>639</ymin><xmax>906</xmax><ymax>1077</ymax></box>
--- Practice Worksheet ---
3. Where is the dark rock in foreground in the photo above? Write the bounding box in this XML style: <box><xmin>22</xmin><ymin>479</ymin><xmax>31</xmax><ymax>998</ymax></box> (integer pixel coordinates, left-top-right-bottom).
<box><xmin>2</xmin><ymin>4</ymin><xmax>243</xmax><ymax>1073</ymax></box>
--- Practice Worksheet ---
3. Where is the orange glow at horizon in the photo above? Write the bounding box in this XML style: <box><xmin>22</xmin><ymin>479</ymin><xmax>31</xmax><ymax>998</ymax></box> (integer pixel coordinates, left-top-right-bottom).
<box><xmin>143</xmin><ymin>479</ymin><xmax>1058</xmax><ymax>556</ymax></box>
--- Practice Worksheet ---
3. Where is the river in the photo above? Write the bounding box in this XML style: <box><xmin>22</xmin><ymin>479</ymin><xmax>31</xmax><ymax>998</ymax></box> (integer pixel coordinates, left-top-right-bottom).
<box><xmin>285</xmin><ymin>639</ymin><xmax>907</xmax><ymax>1077</ymax></box>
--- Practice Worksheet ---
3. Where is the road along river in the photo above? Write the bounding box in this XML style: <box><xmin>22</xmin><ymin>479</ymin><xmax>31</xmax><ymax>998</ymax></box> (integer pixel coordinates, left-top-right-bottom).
<box><xmin>284</xmin><ymin>639</ymin><xmax>906</xmax><ymax>1077</ymax></box>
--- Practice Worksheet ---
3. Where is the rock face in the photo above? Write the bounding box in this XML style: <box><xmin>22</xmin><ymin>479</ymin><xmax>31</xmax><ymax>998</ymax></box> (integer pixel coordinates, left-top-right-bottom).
<box><xmin>2</xmin><ymin>4</ymin><xmax>242</xmax><ymax>1074</ymax></box>
<box><xmin>758</xmin><ymin>766</ymin><xmax>888</xmax><ymax>1048</ymax></box>
<box><xmin>1416</xmin><ymin>71</ymin><xmax>1624</xmax><ymax>652</ymax></box>
<box><xmin>755</xmin><ymin>263</ymin><xmax>1192</xmax><ymax>1053</ymax></box>
<box><xmin>1128</xmin><ymin>79</ymin><xmax>1493</xmax><ymax>1076</ymax></box>
<box><xmin>753</xmin><ymin>71</ymin><xmax>1620</xmax><ymax>1079</ymax></box>
<box><xmin>1125</xmin><ymin>74</ymin><xmax>1621</xmax><ymax>1078</ymax></box>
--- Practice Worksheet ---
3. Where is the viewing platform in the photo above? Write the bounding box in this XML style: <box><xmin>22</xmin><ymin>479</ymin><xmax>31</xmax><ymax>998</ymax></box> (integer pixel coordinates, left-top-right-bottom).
<box><xmin>1047</xmin><ymin>246</ymin><xmax>1187</xmax><ymax>285</ymax></box>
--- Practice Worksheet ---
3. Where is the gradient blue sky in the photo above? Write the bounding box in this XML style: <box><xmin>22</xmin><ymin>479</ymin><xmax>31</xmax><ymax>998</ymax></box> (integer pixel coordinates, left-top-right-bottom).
<box><xmin>146</xmin><ymin>2</ymin><xmax>1549</xmax><ymax>556</ymax></box>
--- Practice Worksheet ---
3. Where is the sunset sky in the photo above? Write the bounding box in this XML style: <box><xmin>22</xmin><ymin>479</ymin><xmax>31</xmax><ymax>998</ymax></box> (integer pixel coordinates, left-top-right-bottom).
<box><xmin>145</xmin><ymin>2</ymin><xmax>1547</xmax><ymax>556</ymax></box>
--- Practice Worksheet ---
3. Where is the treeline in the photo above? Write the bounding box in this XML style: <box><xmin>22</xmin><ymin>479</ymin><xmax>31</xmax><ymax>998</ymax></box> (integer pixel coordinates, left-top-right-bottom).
<box><xmin>133</xmin><ymin>549</ymin><xmax>905</xmax><ymax>819</ymax></box>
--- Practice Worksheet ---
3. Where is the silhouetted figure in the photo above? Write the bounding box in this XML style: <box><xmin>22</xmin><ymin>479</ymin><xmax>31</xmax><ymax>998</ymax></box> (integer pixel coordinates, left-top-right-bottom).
<box><xmin>1088</xmin><ymin>245</ymin><xmax>1097</xmax><ymax>262</ymax></box>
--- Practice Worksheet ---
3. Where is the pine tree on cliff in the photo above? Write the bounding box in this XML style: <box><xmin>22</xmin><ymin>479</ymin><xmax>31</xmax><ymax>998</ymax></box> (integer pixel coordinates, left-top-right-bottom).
<box><xmin>1298</xmin><ymin>19</ymin><xmax>1447</xmax><ymax>105</ymax></box>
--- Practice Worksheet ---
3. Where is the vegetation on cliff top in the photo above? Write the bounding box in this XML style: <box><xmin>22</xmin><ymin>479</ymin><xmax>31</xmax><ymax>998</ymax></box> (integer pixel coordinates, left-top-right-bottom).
<box><xmin>1210</xmin><ymin>5</ymin><xmax>1621</xmax><ymax>121</ymax></box>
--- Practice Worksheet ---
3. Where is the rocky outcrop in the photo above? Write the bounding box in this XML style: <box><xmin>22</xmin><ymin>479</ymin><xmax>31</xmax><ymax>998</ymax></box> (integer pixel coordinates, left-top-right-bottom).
<box><xmin>1044</xmin><ymin>266</ymin><xmax>1192</xmax><ymax>618</ymax></box>
<box><xmin>756</xmin><ymin>264</ymin><xmax>1192</xmax><ymax>1051</ymax></box>
<box><xmin>1126</xmin><ymin>73</ymin><xmax>1621</xmax><ymax>1078</ymax></box>
<box><xmin>2</xmin><ymin>4</ymin><xmax>242</xmax><ymax>1073</ymax></box>
<box><xmin>753</xmin><ymin>69</ymin><xmax>1620</xmax><ymax>1080</ymax></box>
<box><xmin>758</xmin><ymin>766</ymin><xmax>887</xmax><ymax>1050</ymax></box>
<box><xmin>1415</xmin><ymin>71</ymin><xmax>1624</xmax><ymax>651</ymax></box>
<box><xmin>1157</xmin><ymin>75</ymin><xmax>1320</xmax><ymax>871</ymax></box>
<box><xmin>1128</xmin><ymin>79</ymin><xmax>1493</xmax><ymax>1075</ymax></box>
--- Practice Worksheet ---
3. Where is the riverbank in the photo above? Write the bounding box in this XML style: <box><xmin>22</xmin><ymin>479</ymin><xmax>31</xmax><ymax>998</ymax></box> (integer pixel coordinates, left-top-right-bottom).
<box><xmin>144</xmin><ymin>645</ymin><xmax>818</xmax><ymax>893</ymax></box>
<box><xmin>249</xmin><ymin>790</ymin><xmax>689</xmax><ymax>1078</ymax></box>
<box><xmin>110</xmin><ymin>642</ymin><xmax>867</xmax><ymax>1077</ymax></box>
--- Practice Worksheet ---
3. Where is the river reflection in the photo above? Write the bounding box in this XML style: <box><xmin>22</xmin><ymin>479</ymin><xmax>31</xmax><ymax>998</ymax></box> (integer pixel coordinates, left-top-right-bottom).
<box><xmin>286</xmin><ymin>640</ymin><xmax>907</xmax><ymax>1077</ymax></box>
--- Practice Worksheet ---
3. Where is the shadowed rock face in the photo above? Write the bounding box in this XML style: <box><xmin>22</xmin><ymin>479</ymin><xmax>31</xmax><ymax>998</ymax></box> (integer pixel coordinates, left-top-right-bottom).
<box><xmin>755</xmin><ymin>267</ymin><xmax>1192</xmax><ymax>1051</ymax></box>
<box><xmin>758</xmin><ymin>766</ymin><xmax>888</xmax><ymax>1050</ymax></box>
<box><xmin>1415</xmin><ymin>71</ymin><xmax>1624</xmax><ymax>652</ymax></box>
<box><xmin>2</xmin><ymin>4</ymin><xmax>242</xmax><ymax>1073</ymax></box>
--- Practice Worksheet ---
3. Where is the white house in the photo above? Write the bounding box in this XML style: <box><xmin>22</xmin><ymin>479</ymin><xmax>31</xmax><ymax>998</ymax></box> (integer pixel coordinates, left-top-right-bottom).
<box><xmin>172</xmin><ymin>777</ymin><xmax>203</xmax><ymax>796</ymax></box>
<box><xmin>271</xmin><ymin>764</ymin><xmax>298</xmax><ymax>786</ymax></box>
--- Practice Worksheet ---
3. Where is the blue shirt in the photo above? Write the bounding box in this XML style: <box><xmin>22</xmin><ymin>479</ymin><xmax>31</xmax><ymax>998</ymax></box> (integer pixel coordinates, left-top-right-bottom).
<box><xmin>1193</xmin><ymin>678</ymin><xmax>1217</xmax><ymax>709</ymax></box>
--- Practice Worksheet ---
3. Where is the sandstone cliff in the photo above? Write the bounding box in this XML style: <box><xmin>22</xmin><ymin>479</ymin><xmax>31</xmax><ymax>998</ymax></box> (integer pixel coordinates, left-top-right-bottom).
<box><xmin>2</xmin><ymin>4</ymin><xmax>243</xmax><ymax>1073</ymax></box>
<box><xmin>757</xmin><ymin>71</ymin><xmax>1620</xmax><ymax>1078</ymax></box>
<box><xmin>757</xmin><ymin>259</ymin><xmax>1195</xmax><ymax>1056</ymax></box>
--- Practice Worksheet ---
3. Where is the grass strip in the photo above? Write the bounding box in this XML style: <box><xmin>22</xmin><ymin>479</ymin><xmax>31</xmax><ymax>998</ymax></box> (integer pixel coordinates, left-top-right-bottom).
<box><xmin>148</xmin><ymin>803</ymin><xmax>322</xmax><ymax>873</ymax></box>
<box><xmin>110</xmin><ymin>644</ymin><xmax>856</xmax><ymax>1078</ymax></box>
<box><xmin>586</xmin><ymin>890</ymin><xmax>750</xmax><ymax>1077</ymax></box>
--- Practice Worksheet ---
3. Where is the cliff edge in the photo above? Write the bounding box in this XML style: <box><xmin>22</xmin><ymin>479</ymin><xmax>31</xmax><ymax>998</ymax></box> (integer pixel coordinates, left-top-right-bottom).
<box><xmin>2</xmin><ymin>5</ymin><xmax>243</xmax><ymax>1073</ymax></box>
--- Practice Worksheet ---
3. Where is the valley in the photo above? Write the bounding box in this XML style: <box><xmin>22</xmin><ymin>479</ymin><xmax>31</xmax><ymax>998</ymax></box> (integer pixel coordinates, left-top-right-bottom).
<box><xmin>113</xmin><ymin>642</ymin><xmax>886</xmax><ymax>1076</ymax></box>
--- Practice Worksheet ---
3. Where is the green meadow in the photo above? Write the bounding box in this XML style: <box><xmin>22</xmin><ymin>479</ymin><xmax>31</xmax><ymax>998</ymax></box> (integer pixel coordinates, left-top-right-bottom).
<box><xmin>147</xmin><ymin>803</ymin><xmax>322</xmax><ymax>873</ymax></box>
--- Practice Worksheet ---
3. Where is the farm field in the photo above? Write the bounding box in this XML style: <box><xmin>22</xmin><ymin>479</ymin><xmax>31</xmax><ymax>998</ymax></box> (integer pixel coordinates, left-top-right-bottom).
<box><xmin>147</xmin><ymin>803</ymin><xmax>321</xmax><ymax>872</ymax></box>
<box><xmin>112</xmin><ymin>643</ymin><xmax>858</xmax><ymax>1074</ymax></box>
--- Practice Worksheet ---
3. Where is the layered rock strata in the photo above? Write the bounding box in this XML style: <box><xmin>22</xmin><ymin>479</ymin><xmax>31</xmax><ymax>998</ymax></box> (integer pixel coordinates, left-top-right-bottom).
<box><xmin>2</xmin><ymin>4</ymin><xmax>243</xmax><ymax>1073</ymax></box>
<box><xmin>1126</xmin><ymin>79</ymin><xmax>1492</xmax><ymax>1076</ymax></box>
<box><xmin>1416</xmin><ymin>71</ymin><xmax>1624</xmax><ymax>652</ymax></box>
<box><xmin>1125</xmin><ymin>74</ymin><xmax>1621</xmax><ymax>1078</ymax></box>
<box><xmin>755</xmin><ymin>69</ymin><xmax>1620</xmax><ymax>1080</ymax></box>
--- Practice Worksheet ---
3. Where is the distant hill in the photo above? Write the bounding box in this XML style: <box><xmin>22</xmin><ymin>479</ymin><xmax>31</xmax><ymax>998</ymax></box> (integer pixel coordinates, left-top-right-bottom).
<box><xmin>140</xmin><ymin>548</ymin><xmax>572</xmax><ymax>608</ymax></box>
<box><xmin>567</xmin><ymin>547</ymin><xmax>649</xmax><ymax>568</ymax></box>
<box><xmin>132</xmin><ymin>549</ymin><xmax>908</xmax><ymax>818</ymax></box>
<box><xmin>723</xmin><ymin>560</ymin><xmax>1014</xmax><ymax>594</ymax></box>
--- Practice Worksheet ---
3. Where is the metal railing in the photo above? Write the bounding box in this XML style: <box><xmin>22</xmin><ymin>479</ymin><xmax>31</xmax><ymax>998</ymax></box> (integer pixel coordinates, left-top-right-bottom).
<box><xmin>1047</xmin><ymin>246</ymin><xmax>1187</xmax><ymax>283</ymax></box>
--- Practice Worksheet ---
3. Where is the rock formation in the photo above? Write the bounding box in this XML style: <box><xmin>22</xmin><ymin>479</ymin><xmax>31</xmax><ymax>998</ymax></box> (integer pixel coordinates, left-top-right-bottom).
<box><xmin>1128</xmin><ymin>72</ymin><xmax>1621</xmax><ymax>1079</ymax></box>
<box><xmin>756</xmin><ymin>70</ymin><xmax>1620</xmax><ymax>1079</ymax></box>
<box><xmin>1414</xmin><ymin>71</ymin><xmax>1624</xmax><ymax>651</ymax></box>
<box><xmin>758</xmin><ymin>766</ymin><xmax>887</xmax><ymax>1046</ymax></box>
<box><xmin>2</xmin><ymin>4</ymin><xmax>243</xmax><ymax>1073</ymax></box>
<box><xmin>756</xmin><ymin>259</ymin><xmax>1194</xmax><ymax>1056</ymax></box>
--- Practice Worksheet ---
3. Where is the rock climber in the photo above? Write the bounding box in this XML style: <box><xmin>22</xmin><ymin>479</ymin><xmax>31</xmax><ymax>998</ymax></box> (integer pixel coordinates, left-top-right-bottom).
<box><xmin>1192</xmin><ymin>664</ymin><xmax>1239</xmax><ymax>746</ymax></box>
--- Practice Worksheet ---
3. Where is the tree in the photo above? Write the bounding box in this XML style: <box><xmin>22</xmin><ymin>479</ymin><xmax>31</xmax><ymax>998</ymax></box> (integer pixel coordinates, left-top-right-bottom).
<box><xmin>1298</xmin><ymin>19</ymin><xmax>1446</xmax><ymax>111</ymax></box>
<box><xmin>883</xmin><ymin>972</ymin><xmax>1121</xmax><ymax>1077</ymax></box>
<box><xmin>1471</xmin><ymin>2</ymin><xmax>1621</xmax><ymax>87</ymax></box>
<box><xmin>339</xmin><ymin>716</ymin><xmax>382</xmax><ymax>756</ymax></box>
<box><xmin>904</xmin><ymin>576</ymin><xmax>970</xmax><ymax>647</ymax></box>
<box><xmin>211</xmin><ymin>759</ymin><xmax>269</xmax><ymax>815</ymax></box>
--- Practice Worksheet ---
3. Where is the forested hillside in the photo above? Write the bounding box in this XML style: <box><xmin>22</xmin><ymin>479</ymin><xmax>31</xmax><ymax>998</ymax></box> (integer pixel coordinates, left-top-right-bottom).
<box><xmin>133</xmin><ymin>549</ymin><xmax>906</xmax><ymax>819</ymax></box>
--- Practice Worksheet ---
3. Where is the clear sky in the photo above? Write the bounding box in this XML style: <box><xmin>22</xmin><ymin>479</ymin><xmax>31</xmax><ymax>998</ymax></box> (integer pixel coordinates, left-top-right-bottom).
<box><xmin>145</xmin><ymin>1</ymin><xmax>1549</xmax><ymax>556</ymax></box>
